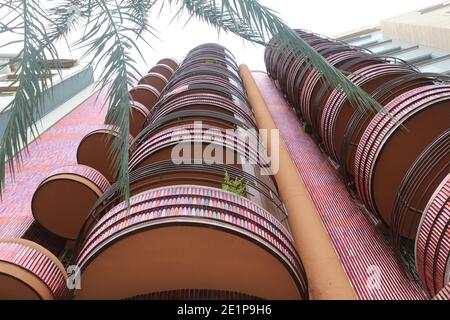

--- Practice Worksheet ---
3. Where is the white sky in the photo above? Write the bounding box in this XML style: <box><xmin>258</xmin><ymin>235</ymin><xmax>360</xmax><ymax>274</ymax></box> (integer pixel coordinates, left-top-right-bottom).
<box><xmin>0</xmin><ymin>0</ymin><xmax>441</xmax><ymax>74</ymax></box>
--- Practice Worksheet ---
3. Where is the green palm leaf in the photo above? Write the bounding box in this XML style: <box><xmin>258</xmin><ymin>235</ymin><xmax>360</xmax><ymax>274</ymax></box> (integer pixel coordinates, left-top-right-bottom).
<box><xmin>0</xmin><ymin>0</ymin><xmax>382</xmax><ymax>203</ymax></box>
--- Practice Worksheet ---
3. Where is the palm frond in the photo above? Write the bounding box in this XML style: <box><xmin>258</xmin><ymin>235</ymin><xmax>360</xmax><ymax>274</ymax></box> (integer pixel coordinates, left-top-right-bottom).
<box><xmin>125</xmin><ymin>0</ymin><xmax>160</xmax><ymax>40</ymax></box>
<box><xmin>47</xmin><ymin>0</ymin><xmax>85</xmax><ymax>43</ymax></box>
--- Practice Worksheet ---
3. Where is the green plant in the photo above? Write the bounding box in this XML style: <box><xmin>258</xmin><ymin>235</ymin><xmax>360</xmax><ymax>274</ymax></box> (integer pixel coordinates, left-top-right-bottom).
<box><xmin>222</xmin><ymin>170</ymin><xmax>246</xmax><ymax>196</ymax></box>
<box><xmin>0</xmin><ymin>0</ymin><xmax>382</xmax><ymax>201</ymax></box>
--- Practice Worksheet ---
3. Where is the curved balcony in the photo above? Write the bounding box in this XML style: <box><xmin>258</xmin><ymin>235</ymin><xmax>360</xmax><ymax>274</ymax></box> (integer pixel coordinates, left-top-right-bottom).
<box><xmin>148</xmin><ymin>63</ymin><xmax>174</xmax><ymax>80</ymax></box>
<box><xmin>175</xmin><ymin>55</ymin><xmax>239</xmax><ymax>74</ymax></box>
<box><xmin>138</xmin><ymin>72</ymin><xmax>168</xmax><ymax>93</ymax></box>
<box><xmin>180</xmin><ymin>51</ymin><xmax>238</xmax><ymax>67</ymax></box>
<box><xmin>182</xmin><ymin>54</ymin><xmax>238</xmax><ymax>72</ymax></box>
<box><xmin>137</xmin><ymin>162</ymin><xmax>283</xmax><ymax>223</ymax></box>
<box><xmin>307</xmin><ymin>58</ymin><xmax>388</xmax><ymax>138</ymax></box>
<box><xmin>32</xmin><ymin>164</ymin><xmax>110</xmax><ymax>239</ymax></box>
<box><xmin>189</xmin><ymin>43</ymin><xmax>236</xmax><ymax>56</ymax></box>
<box><xmin>76</xmin><ymin>161</ymin><xmax>286</xmax><ymax>244</ymax></box>
<box><xmin>157</xmin><ymin>57</ymin><xmax>179</xmax><ymax>71</ymax></box>
<box><xmin>321</xmin><ymin>64</ymin><xmax>416</xmax><ymax>161</ymax></box>
<box><xmin>149</xmin><ymin>93</ymin><xmax>256</xmax><ymax>129</ymax></box>
<box><xmin>169</xmin><ymin>62</ymin><xmax>243</xmax><ymax>87</ymax></box>
<box><xmin>264</xmin><ymin>30</ymin><xmax>317</xmax><ymax>78</ymax></box>
<box><xmin>163</xmin><ymin>84</ymin><xmax>249</xmax><ymax>114</ymax></box>
<box><xmin>391</xmin><ymin>128</ymin><xmax>450</xmax><ymax>249</ymax></box>
<box><xmin>299</xmin><ymin>50</ymin><xmax>368</xmax><ymax>125</ymax></box>
<box><xmin>276</xmin><ymin>42</ymin><xmax>355</xmax><ymax>94</ymax></box>
<box><xmin>73</xmin><ymin>185</ymin><xmax>307</xmax><ymax>300</ymax></box>
<box><xmin>176</xmin><ymin>59</ymin><xmax>240</xmax><ymax>81</ymax></box>
<box><xmin>156</xmin><ymin>81</ymin><xmax>251</xmax><ymax>112</ymax></box>
<box><xmin>164</xmin><ymin>75</ymin><xmax>248</xmax><ymax>104</ymax></box>
<box><xmin>0</xmin><ymin>239</ymin><xmax>67</xmax><ymax>300</ymax></box>
<box><xmin>339</xmin><ymin>73</ymin><xmax>440</xmax><ymax>182</ymax></box>
<box><xmin>186</xmin><ymin>46</ymin><xmax>237</xmax><ymax>62</ymax></box>
<box><xmin>165</xmin><ymin>67</ymin><xmax>243</xmax><ymax>93</ymax></box>
<box><xmin>129</xmin><ymin>84</ymin><xmax>160</xmax><ymax>111</ymax></box>
<box><xmin>131</xmin><ymin>110</ymin><xmax>257</xmax><ymax>154</ymax></box>
<box><xmin>104</xmin><ymin>101</ymin><xmax>149</xmax><ymax>138</ymax></box>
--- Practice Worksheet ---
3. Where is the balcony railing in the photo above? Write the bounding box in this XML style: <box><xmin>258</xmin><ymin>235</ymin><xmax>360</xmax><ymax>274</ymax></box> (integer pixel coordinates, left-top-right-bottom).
<box><xmin>73</xmin><ymin>185</ymin><xmax>307</xmax><ymax>300</ymax></box>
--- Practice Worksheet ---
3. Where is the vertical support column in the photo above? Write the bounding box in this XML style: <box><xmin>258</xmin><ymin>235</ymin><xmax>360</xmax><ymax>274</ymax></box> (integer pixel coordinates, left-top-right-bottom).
<box><xmin>239</xmin><ymin>64</ymin><xmax>356</xmax><ymax>300</ymax></box>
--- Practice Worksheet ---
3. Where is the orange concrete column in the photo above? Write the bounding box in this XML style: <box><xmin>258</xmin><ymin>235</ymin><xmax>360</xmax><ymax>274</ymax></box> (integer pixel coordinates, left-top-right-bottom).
<box><xmin>239</xmin><ymin>64</ymin><xmax>357</xmax><ymax>300</ymax></box>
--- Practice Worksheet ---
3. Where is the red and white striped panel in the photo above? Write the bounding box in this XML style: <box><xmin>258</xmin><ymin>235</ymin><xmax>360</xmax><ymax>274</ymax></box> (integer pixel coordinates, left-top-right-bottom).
<box><xmin>150</xmin><ymin>93</ymin><xmax>256</xmax><ymax>128</ymax></box>
<box><xmin>433</xmin><ymin>282</ymin><xmax>450</xmax><ymax>300</ymax></box>
<box><xmin>321</xmin><ymin>64</ymin><xmax>413</xmax><ymax>160</ymax></box>
<box><xmin>253</xmin><ymin>71</ymin><xmax>427</xmax><ymax>300</ymax></box>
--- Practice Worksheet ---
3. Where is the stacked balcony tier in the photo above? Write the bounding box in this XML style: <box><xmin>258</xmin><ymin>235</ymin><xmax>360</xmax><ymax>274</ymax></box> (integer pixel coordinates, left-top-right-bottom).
<box><xmin>265</xmin><ymin>30</ymin><xmax>450</xmax><ymax>297</ymax></box>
